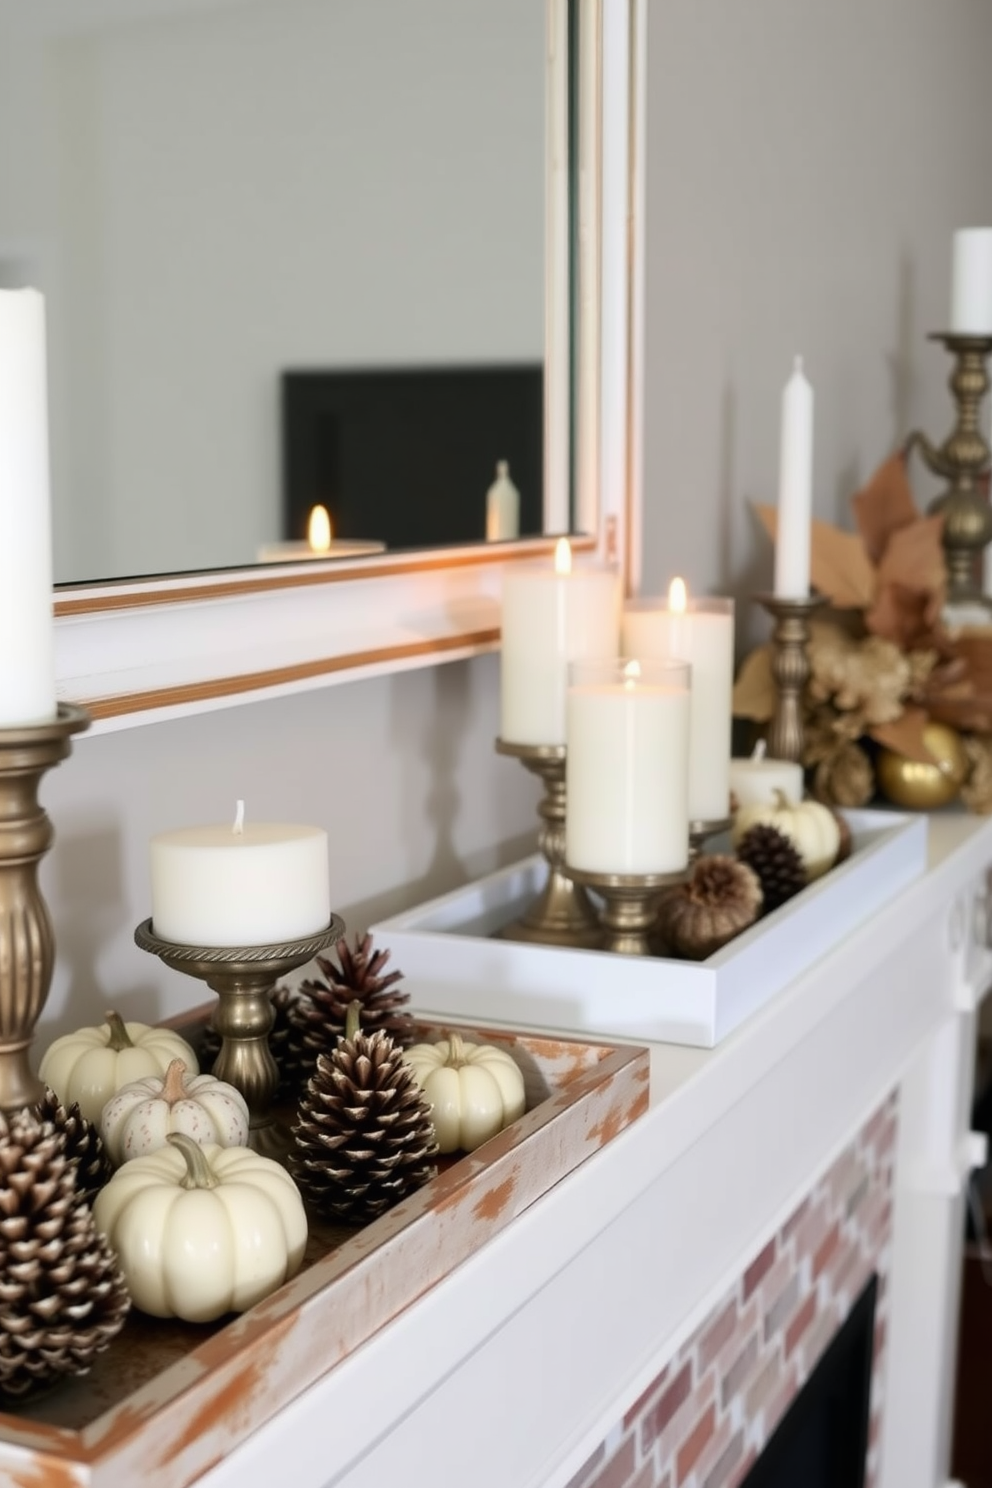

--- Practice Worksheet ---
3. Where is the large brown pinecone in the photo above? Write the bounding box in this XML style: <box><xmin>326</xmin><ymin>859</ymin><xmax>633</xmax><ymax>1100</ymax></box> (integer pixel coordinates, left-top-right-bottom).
<box><xmin>36</xmin><ymin>1088</ymin><xmax>113</xmax><ymax>1204</ymax></box>
<box><xmin>200</xmin><ymin>983</ymin><xmax>299</xmax><ymax>1101</ymax></box>
<box><xmin>736</xmin><ymin>823</ymin><xmax>807</xmax><ymax>914</ymax></box>
<box><xmin>290</xmin><ymin>1011</ymin><xmax>437</xmax><ymax>1226</ymax></box>
<box><xmin>286</xmin><ymin>933</ymin><xmax>413</xmax><ymax>1095</ymax></box>
<box><xmin>0</xmin><ymin>1110</ymin><xmax>130</xmax><ymax>1399</ymax></box>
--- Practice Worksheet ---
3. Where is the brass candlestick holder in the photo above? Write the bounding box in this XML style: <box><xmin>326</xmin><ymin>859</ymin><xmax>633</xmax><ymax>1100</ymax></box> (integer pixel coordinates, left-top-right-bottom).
<box><xmin>688</xmin><ymin>815</ymin><xmax>733</xmax><ymax>862</ymax></box>
<box><xmin>494</xmin><ymin>738</ymin><xmax>602</xmax><ymax>947</ymax></box>
<box><xmin>754</xmin><ymin>593</ymin><xmax>827</xmax><ymax>764</ymax></box>
<box><xmin>0</xmin><ymin>702</ymin><xmax>89</xmax><ymax>1113</ymax></box>
<box><xmin>566</xmin><ymin>865</ymin><xmax>687</xmax><ymax>957</ymax></box>
<box><xmin>135</xmin><ymin>915</ymin><xmax>345</xmax><ymax>1158</ymax></box>
<box><xmin>904</xmin><ymin>332</ymin><xmax>992</xmax><ymax>606</ymax></box>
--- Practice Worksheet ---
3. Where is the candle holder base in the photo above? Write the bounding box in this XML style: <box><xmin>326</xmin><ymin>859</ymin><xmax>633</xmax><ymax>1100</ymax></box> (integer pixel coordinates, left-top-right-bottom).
<box><xmin>135</xmin><ymin>917</ymin><xmax>346</xmax><ymax>1156</ymax></box>
<box><xmin>566</xmin><ymin>865</ymin><xmax>687</xmax><ymax>957</ymax></box>
<box><xmin>0</xmin><ymin>703</ymin><xmax>90</xmax><ymax>1114</ymax></box>
<box><xmin>495</xmin><ymin>738</ymin><xmax>603</xmax><ymax>948</ymax></box>
<box><xmin>688</xmin><ymin>815</ymin><xmax>733</xmax><ymax>862</ymax></box>
<box><xmin>754</xmin><ymin>593</ymin><xmax>827</xmax><ymax>765</ymax></box>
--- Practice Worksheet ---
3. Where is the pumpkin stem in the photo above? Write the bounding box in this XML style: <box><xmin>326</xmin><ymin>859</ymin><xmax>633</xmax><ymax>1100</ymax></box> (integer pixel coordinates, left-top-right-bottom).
<box><xmin>447</xmin><ymin>1031</ymin><xmax>466</xmax><ymax>1068</ymax></box>
<box><xmin>345</xmin><ymin>999</ymin><xmax>362</xmax><ymax>1042</ymax></box>
<box><xmin>168</xmin><ymin>1132</ymin><xmax>220</xmax><ymax>1190</ymax></box>
<box><xmin>104</xmin><ymin>1010</ymin><xmax>134</xmax><ymax>1053</ymax></box>
<box><xmin>161</xmin><ymin>1058</ymin><xmax>191</xmax><ymax>1105</ymax></box>
<box><xmin>772</xmin><ymin>788</ymin><xmax>790</xmax><ymax>808</ymax></box>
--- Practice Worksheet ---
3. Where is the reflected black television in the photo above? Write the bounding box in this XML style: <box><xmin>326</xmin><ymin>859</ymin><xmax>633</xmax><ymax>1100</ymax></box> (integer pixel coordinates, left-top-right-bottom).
<box><xmin>282</xmin><ymin>364</ymin><xmax>543</xmax><ymax>550</ymax></box>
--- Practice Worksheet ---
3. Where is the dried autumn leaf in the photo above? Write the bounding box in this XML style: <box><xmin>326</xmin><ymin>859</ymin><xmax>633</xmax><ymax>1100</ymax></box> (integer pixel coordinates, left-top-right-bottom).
<box><xmin>850</xmin><ymin>453</ymin><xmax>919</xmax><ymax>564</ymax></box>
<box><xmin>867</xmin><ymin>706</ymin><xmax>934</xmax><ymax>764</ymax></box>
<box><xmin>754</xmin><ymin>505</ymin><xmax>875</xmax><ymax>609</ymax></box>
<box><xmin>875</xmin><ymin>513</ymin><xmax>945</xmax><ymax>599</ymax></box>
<box><xmin>864</xmin><ymin>581</ymin><xmax>943</xmax><ymax>652</ymax></box>
<box><xmin>732</xmin><ymin>645</ymin><xmax>775</xmax><ymax>722</ymax></box>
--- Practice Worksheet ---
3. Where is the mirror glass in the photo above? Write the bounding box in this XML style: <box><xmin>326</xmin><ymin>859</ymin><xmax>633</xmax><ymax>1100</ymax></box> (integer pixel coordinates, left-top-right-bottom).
<box><xmin>0</xmin><ymin>0</ymin><xmax>552</xmax><ymax>583</ymax></box>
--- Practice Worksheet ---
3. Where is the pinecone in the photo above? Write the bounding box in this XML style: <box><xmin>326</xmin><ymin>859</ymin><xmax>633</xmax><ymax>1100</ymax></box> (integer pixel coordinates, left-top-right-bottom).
<box><xmin>736</xmin><ymin>823</ymin><xmax>808</xmax><ymax>914</ymax></box>
<box><xmin>200</xmin><ymin>983</ymin><xmax>299</xmax><ymax>1101</ymax></box>
<box><xmin>286</xmin><ymin>933</ymin><xmax>413</xmax><ymax>1094</ymax></box>
<box><xmin>290</xmin><ymin>1002</ymin><xmax>437</xmax><ymax>1225</ymax></box>
<box><xmin>0</xmin><ymin>1110</ymin><xmax>130</xmax><ymax>1399</ymax></box>
<box><xmin>36</xmin><ymin>1088</ymin><xmax>113</xmax><ymax>1204</ymax></box>
<box><xmin>657</xmin><ymin>855</ymin><xmax>763</xmax><ymax>960</ymax></box>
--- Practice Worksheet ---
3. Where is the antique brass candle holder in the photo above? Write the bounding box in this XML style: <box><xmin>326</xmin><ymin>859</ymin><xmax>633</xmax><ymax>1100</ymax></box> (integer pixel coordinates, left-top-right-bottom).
<box><xmin>494</xmin><ymin>738</ymin><xmax>602</xmax><ymax>948</ymax></box>
<box><xmin>135</xmin><ymin>915</ymin><xmax>345</xmax><ymax>1158</ymax></box>
<box><xmin>0</xmin><ymin>703</ymin><xmax>89</xmax><ymax>1113</ymax></box>
<box><xmin>904</xmin><ymin>332</ymin><xmax>992</xmax><ymax>607</ymax></box>
<box><xmin>688</xmin><ymin>815</ymin><xmax>733</xmax><ymax>862</ymax></box>
<box><xmin>754</xmin><ymin>593</ymin><xmax>827</xmax><ymax>765</ymax></box>
<box><xmin>566</xmin><ymin>865</ymin><xmax>686</xmax><ymax>957</ymax></box>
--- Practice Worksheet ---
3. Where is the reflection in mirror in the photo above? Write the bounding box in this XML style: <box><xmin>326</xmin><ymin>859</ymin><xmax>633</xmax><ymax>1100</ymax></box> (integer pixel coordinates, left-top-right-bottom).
<box><xmin>0</xmin><ymin>0</ymin><xmax>547</xmax><ymax>583</ymax></box>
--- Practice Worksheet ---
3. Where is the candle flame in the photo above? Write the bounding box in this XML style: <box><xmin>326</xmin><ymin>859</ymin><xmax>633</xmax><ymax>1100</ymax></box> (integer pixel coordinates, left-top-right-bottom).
<box><xmin>752</xmin><ymin>739</ymin><xmax>767</xmax><ymax>762</ymax></box>
<box><xmin>233</xmin><ymin>800</ymin><xmax>245</xmax><ymax>836</ymax></box>
<box><xmin>554</xmin><ymin>537</ymin><xmax>572</xmax><ymax>575</ymax></box>
<box><xmin>623</xmin><ymin>659</ymin><xmax>641</xmax><ymax>689</ymax></box>
<box><xmin>668</xmin><ymin>576</ymin><xmax>687</xmax><ymax>613</ymax></box>
<box><xmin>307</xmin><ymin>505</ymin><xmax>332</xmax><ymax>553</ymax></box>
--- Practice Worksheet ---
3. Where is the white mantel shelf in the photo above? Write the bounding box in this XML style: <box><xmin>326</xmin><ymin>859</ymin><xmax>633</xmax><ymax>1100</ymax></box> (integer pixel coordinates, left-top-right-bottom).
<box><xmin>198</xmin><ymin>810</ymin><xmax>992</xmax><ymax>1488</ymax></box>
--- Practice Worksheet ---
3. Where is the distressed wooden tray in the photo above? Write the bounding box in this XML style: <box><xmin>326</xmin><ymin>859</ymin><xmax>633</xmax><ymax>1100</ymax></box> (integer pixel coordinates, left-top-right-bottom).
<box><xmin>0</xmin><ymin>1010</ymin><xmax>649</xmax><ymax>1488</ymax></box>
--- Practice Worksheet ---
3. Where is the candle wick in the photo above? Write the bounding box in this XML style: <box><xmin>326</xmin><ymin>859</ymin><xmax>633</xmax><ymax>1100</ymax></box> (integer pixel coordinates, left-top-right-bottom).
<box><xmin>752</xmin><ymin>739</ymin><xmax>767</xmax><ymax>762</ymax></box>
<box><xmin>233</xmin><ymin>799</ymin><xmax>245</xmax><ymax>835</ymax></box>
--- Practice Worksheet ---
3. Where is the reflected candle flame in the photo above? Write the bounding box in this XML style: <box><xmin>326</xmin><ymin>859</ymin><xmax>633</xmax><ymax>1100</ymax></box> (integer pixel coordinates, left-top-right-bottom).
<box><xmin>623</xmin><ymin>659</ymin><xmax>641</xmax><ymax>689</ymax></box>
<box><xmin>668</xmin><ymin>576</ymin><xmax>687</xmax><ymax>612</ymax></box>
<box><xmin>307</xmin><ymin>505</ymin><xmax>332</xmax><ymax>553</ymax></box>
<box><xmin>554</xmin><ymin>537</ymin><xmax>572</xmax><ymax>575</ymax></box>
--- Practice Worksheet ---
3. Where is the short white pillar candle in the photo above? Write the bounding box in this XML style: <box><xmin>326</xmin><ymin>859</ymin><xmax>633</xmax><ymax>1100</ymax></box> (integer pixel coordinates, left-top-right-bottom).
<box><xmin>729</xmin><ymin>741</ymin><xmax>804</xmax><ymax>809</ymax></box>
<box><xmin>622</xmin><ymin>582</ymin><xmax>734</xmax><ymax>823</ymax></box>
<box><xmin>500</xmin><ymin>538</ymin><xmax>621</xmax><ymax>746</ymax></box>
<box><xmin>950</xmin><ymin>228</ymin><xmax>992</xmax><ymax>335</ymax></box>
<box><xmin>565</xmin><ymin>658</ymin><xmax>690</xmax><ymax>875</ymax></box>
<box><xmin>150</xmin><ymin>801</ymin><xmax>331</xmax><ymax>947</ymax></box>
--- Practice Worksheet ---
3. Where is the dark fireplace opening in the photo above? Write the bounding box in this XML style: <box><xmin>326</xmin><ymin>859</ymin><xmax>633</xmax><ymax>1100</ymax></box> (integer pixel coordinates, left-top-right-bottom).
<box><xmin>744</xmin><ymin>1274</ymin><xmax>877</xmax><ymax>1488</ymax></box>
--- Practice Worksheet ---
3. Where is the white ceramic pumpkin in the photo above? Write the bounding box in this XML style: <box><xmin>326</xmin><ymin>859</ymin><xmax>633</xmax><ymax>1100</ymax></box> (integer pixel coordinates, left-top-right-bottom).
<box><xmin>731</xmin><ymin>790</ymin><xmax>841</xmax><ymax>881</ymax></box>
<box><xmin>404</xmin><ymin>1032</ymin><xmax>526</xmax><ymax>1154</ymax></box>
<box><xmin>39</xmin><ymin>1011</ymin><xmax>199</xmax><ymax>1125</ymax></box>
<box><xmin>100</xmin><ymin>1058</ymin><xmax>250</xmax><ymax>1166</ymax></box>
<box><xmin>92</xmin><ymin>1133</ymin><xmax>308</xmax><ymax>1322</ymax></box>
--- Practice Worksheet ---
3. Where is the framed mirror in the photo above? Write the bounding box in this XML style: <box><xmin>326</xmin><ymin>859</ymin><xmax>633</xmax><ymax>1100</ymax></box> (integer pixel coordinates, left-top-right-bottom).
<box><xmin>18</xmin><ymin>0</ymin><xmax>645</xmax><ymax>729</ymax></box>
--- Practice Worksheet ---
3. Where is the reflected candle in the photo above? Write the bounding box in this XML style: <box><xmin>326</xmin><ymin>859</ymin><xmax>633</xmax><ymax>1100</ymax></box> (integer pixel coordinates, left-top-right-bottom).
<box><xmin>565</xmin><ymin>659</ymin><xmax>690</xmax><ymax>875</ymax></box>
<box><xmin>150</xmin><ymin>801</ymin><xmax>331</xmax><ymax>947</ymax></box>
<box><xmin>500</xmin><ymin>538</ymin><xmax>621</xmax><ymax>745</ymax></box>
<box><xmin>622</xmin><ymin>581</ymin><xmax>734</xmax><ymax>822</ymax></box>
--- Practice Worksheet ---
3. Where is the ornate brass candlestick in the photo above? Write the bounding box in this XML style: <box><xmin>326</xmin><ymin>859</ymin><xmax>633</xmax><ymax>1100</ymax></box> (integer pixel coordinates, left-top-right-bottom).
<box><xmin>688</xmin><ymin>815</ymin><xmax>733</xmax><ymax>862</ymax></box>
<box><xmin>566</xmin><ymin>865</ymin><xmax>686</xmax><ymax>956</ymax></box>
<box><xmin>494</xmin><ymin>738</ymin><xmax>602</xmax><ymax>947</ymax></box>
<box><xmin>135</xmin><ymin>916</ymin><xmax>345</xmax><ymax>1158</ymax></box>
<box><xmin>904</xmin><ymin>332</ymin><xmax>992</xmax><ymax>606</ymax></box>
<box><xmin>0</xmin><ymin>703</ymin><xmax>89</xmax><ymax>1113</ymax></box>
<box><xmin>754</xmin><ymin>593</ymin><xmax>827</xmax><ymax>765</ymax></box>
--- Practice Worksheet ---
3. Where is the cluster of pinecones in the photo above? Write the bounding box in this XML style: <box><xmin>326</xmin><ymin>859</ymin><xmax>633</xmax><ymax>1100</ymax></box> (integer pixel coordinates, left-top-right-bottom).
<box><xmin>658</xmin><ymin>824</ymin><xmax>807</xmax><ymax>961</ymax></box>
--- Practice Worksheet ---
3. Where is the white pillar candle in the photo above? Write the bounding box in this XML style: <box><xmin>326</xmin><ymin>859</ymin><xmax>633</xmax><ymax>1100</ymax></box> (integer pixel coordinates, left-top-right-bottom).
<box><xmin>773</xmin><ymin>357</ymin><xmax>814</xmax><ymax>600</ymax></box>
<box><xmin>729</xmin><ymin>742</ymin><xmax>804</xmax><ymax>809</ymax></box>
<box><xmin>0</xmin><ymin>289</ymin><xmax>56</xmax><ymax>726</ymax></box>
<box><xmin>950</xmin><ymin>228</ymin><xmax>992</xmax><ymax>334</ymax></box>
<box><xmin>565</xmin><ymin>659</ymin><xmax>690</xmax><ymax>875</ymax></box>
<box><xmin>150</xmin><ymin>801</ymin><xmax>331</xmax><ymax>947</ymax></box>
<box><xmin>500</xmin><ymin>538</ymin><xmax>621</xmax><ymax>746</ymax></box>
<box><xmin>622</xmin><ymin>582</ymin><xmax>734</xmax><ymax>823</ymax></box>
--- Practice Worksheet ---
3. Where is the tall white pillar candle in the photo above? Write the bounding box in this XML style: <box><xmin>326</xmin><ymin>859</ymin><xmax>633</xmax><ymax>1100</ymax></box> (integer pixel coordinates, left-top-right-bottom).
<box><xmin>150</xmin><ymin>801</ymin><xmax>331</xmax><ymax>947</ymax></box>
<box><xmin>500</xmin><ymin>539</ymin><xmax>621</xmax><ymax>745</ymax></box>
<box><xmin>0</xmin><ymin>289</ymin><xmax>56</xmax><ymax>726</ymax></box>
<box><xmin>950</xmin><ymin>228</ymin><xmax>992</xmax><ymax>334</ymax></box>
<box><xmin>565</xmin><ymin>659</ymin><xmax>690</xmax><ymax>875</ymax></box>
<box><xmin>773</xmin><ymin>357</ymin><xmax>814</xmax><ymax>600</ymax></box>
<box><xmin>622</xmin><ymin>583</ymin><xmax>734</xmax><ymax>822</ymax></box>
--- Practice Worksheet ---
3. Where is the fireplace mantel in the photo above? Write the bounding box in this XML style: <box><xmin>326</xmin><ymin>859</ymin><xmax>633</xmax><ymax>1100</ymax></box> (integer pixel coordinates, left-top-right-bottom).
<box><xmin>194</xmin><ymin>812</ymin><xmax>991</xmax><ymax>1488</ymax></box>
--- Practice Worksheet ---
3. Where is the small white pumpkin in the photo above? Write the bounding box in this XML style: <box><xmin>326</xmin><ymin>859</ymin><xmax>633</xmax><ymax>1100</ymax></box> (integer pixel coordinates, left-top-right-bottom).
<box><xmin>92</xmin><ymin>1133</ymin><xmax>308</xmax><ymax>1322</ymax></box>
<box><xmin>39</xmin><ymin>1011</ymin><xmax>199</xmax><ymax>1125</ymax></box>
<box><xmin>731</xmin><ymin>790</ymin><xmax>841</xmax><ymax>881</ymax></box>
<box><xmin>404</xmin><ymin>1032</ymin><xmax>526</xmax><ymax>1154</ymax></box>
<box><xmin>100</xmin><ymin>1058</ymin><xmax>250</xmax><ymax>1166</ymax></box>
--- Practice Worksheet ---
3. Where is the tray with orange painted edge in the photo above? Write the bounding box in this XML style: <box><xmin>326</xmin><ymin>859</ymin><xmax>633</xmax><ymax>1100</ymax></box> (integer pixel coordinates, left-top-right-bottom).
<box><xmin>0</xmin><ymin>1008</ymin><xmax>649</xmax><ymax>1488</ymax></box>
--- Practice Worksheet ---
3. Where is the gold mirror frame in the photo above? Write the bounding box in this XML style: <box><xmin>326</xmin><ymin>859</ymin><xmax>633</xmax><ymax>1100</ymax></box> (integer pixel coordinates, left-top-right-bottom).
<box><xmin>53</xmin><ymin>0</ymin><xmax>646</xmax><ymax>733</ymax></box>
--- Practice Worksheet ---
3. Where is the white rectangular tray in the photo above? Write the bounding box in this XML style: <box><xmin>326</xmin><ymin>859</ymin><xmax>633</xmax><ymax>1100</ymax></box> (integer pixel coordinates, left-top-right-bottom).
<box><xmin>370</xmin><ymin>809</ymin><xmax>929</xmax><ymax>1048</ymax></box>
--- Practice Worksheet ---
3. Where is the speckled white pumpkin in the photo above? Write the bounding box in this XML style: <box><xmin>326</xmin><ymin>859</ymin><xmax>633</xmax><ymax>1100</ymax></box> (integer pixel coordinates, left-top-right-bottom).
<box><xmin>100</xmin><ymin>1058</ymin><xmax>250</xmax><ymax>1166</ymax></box>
